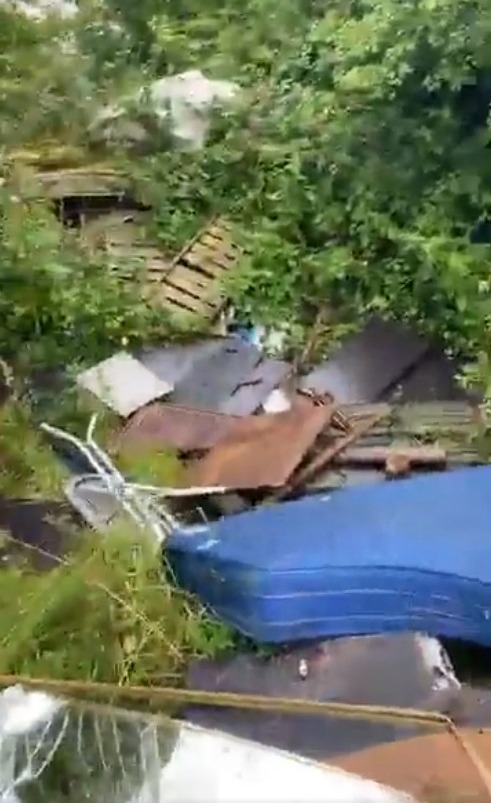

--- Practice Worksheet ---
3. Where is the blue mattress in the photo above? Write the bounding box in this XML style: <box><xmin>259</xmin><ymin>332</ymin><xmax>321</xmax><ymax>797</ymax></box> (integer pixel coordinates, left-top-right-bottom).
<box><xmin>167</xmin><ymin>465</ymin><xmax>491</xmax><ymax>644</ymax></box>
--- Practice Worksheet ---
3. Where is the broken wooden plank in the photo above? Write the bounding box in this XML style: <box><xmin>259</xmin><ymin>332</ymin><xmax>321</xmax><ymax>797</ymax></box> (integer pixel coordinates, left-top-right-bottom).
<box><xmin>161</xmin><ymin>285</ymin><xmax>212</xmax><ymax>316</ymax></box>
<box><xmin>166</xmin><ymin>267</ymin><xmax>212</xmax><ymax>296</ymax></box>
<box><xmin>183</xmin><ymin>246</ymin><xmax>234</xmax><ymax>275</ymax></box>
<box><xmin>277</xmin><ymin>408</ymin><xmax>390</xmax><ymax>498</ymax></box>
<box><xmin>334</xmin><ymin>445</ymin><xmax>447</xmax><ymax>466</ymax></box>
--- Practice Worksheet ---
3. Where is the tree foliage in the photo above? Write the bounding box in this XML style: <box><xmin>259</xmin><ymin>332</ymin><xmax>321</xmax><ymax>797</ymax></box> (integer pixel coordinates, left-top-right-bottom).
<box><xmin>138</xmin><ymin>0</ymin><xmax>491</xmax><ymax>364</ymax></box>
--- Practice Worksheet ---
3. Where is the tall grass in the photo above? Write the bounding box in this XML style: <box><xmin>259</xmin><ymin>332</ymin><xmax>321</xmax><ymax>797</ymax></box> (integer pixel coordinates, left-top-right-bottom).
<box><xmin>0</xmin><ymin>525</ymin><xmax>233</xmax><ymax>685</ymax></box>
<box><xmin>0</xmin><ymin>399</ymin><xmax>234</xmax><ymax>686</ymax></box>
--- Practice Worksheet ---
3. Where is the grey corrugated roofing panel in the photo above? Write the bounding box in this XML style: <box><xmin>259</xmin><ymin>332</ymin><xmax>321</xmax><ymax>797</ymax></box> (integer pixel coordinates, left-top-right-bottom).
<box><xmin>300</xmin><ymin>317</ymin><xmax>429</xmax><ymax>403</ymax></box>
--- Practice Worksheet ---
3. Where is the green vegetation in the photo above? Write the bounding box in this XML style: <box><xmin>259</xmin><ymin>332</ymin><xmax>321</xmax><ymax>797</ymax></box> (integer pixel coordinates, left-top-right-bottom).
<box><xmin>1</xmin><ymin>0</ymin><xmax>491</xmax><ymax>686</ymax></box>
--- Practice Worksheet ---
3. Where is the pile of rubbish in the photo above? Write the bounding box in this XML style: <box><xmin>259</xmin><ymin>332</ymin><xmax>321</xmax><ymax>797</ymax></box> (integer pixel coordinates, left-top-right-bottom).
<box><xmin>31</xmin><ymin>312</ymin><xmax>491</xmax><ymax>649</ymax></box>
<box><xmin>4</xmin><ymin>159</ymin><xmax>491</xmax><ymax>800</ymax></box>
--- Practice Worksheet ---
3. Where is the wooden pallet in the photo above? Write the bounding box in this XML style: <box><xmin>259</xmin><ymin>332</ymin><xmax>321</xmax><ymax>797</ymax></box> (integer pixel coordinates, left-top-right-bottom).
<box><xmin>156</xmin><ymin>219</ymin><xmax>241</xmax><ymax>319</ymax></box>
<box><xmin>81</xmin><ymin>212</ymin><xmax>240</xmax><ymax>320</ymax></box>
<box><xmin>81</xmin><ymin>211</ymin><xmax>171</xmax><ymax>283</ymax></box>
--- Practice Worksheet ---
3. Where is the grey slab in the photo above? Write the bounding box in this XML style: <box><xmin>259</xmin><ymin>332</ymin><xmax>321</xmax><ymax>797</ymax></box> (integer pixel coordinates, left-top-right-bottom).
<box><xmin>184</xmin><ymin>634</ymin><xmax>454</xmax><ymax>760</ymax></box>
<box><xmin>169</xmin><ymin>337</ymin><xmax>261</xmax><ymax>412</ymax></box>
<box><xmin>383</xmin><ymin>347</ymin><xmax>469</xmax><ymax>403</ymax></box>
<box><xmin>220</xmin><ymin>359</ymin><xmax>291</xmax><ymax>416</ymax></box>
<box><xmin>136</xmin><ymin>339</ymin><xmax>225</xmax><ymax>387</ymax></box>
<box><xmin>300</xmin><ymin>317</ymin><xmax>429</xmax><ymax>403</ymax></box>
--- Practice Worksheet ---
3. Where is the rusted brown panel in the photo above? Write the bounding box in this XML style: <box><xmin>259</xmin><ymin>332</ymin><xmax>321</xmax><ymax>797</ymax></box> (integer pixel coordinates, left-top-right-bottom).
<box><xmin>114</xmin><ymin>402</ymin><xmax>243</xmax><ymax>453</ymax></box>
<box><xmin>186</xmin><ymin>401</ymin><xmax>334</xmax><ymax>490</ymax></box>
<box><xmin>278</xmin><ymin>409</ymin><xmax>389</xmax><ymax>497</ymax></box>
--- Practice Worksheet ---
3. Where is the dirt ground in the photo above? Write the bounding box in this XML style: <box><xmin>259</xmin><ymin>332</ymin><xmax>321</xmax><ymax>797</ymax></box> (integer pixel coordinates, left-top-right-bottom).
<box><xmin>331</xmin><ymin>729</ymin><xmax>491</xmax><ymax>802</ymax></box>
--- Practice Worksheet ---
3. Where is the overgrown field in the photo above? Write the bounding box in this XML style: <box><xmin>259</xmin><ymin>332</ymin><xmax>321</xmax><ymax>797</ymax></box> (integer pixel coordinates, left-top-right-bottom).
<box><xmin>2</xmin><ymin>0</ymin><xmax>491</xmax><ymax>684</ymax></box>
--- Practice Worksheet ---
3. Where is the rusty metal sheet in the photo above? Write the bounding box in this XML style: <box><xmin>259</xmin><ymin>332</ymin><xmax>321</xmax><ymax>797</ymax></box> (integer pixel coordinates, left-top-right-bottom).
<box><xmin>114</xmin><ymin>402</ymin><xmax>243</xmax><ymax>453</ymax></box>
<box><xmin>277</xmin><ymin>409</ymin><xmax>388</xmax><ymax>498</ymax></box>
<box><xmin>186</xmin><ymin>400</ymin><xmax>334</xmax><ymax>490</ymax></box>
<box><xmin>300</xmin><ymin>317</ymin><xmax>429</xmax><ymax>402</ymax></box>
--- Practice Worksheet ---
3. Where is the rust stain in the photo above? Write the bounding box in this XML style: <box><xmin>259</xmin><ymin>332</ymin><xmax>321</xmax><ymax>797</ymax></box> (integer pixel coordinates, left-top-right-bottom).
<box><xmin>332</xmin><ymin>729</ymin><xmax>491</xmax><ymax>802</ymax></box>
<box><xmin>185</xmin><ymin>399</ymin><xmax>335</xmax><ymax>490</ymax></box>
<box><xmin>114</xmin><ymin>402</ymin><xmax>243</xmax><ymax>453</ymax></box>
<box><xmin>277</xmin><ymin>408</ymin><xmax>389</xmax><ymax>498</ymax></box>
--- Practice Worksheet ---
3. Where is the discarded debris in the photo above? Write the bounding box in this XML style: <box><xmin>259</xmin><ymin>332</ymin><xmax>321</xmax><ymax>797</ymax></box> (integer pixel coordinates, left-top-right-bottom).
<box><xmin>184</xmin><ymin>633</ymin><xmax>459</xmax><ymax>759</ymax></box>
<box><xmin>300</xmin><ymin>318</ymin><xmax>429</xmax><ymax>403</ymax></box>
<box><xmin>276</xmin><ymin>409</ymin><xmax>388</xmax><ymax>499</ymax></box>
<box><xmin>334</xmin><ymin>445</ymin><xmax>447</xmax><ymax>468</ymax></box>
<box><xmin>76</xmin><ymin>352</ymin><xmax>172</xmax><ymax>418</ymax></box>
<box><xmin>185</xmin><ymin>398</ymin><xmax>335</xmax><ymax>491</ymax></box>
<box><xmin>115</xmin><ymin>403</ymin><xmax>244</xmax><ymax>453</ymax></box>
<box><xmin>157</xmin><ymin>219</ymin><xmax>242</xmax><ymax>320</ymax></box>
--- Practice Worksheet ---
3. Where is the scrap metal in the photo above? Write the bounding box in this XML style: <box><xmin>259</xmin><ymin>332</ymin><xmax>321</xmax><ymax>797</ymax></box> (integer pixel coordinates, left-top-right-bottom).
<box><xmin>138</xmin><ymin>337</ymin><xmax>288</xmax><ymax>415</ymax></box>
<box><xmin>277</xmin><ymin>407</ymin><xmax>391</xmax><ymax>498</ymax></box>
<box><xmin>186</xmin><ymin>398</ymin><xmax>335</xmax><ymax>490</ymax></box>
<box><xmin>115</xmin><ymin>402</ymin><xmax>245</xmax><ymax>453</ymax></box>
<box><xmin>168</xmin><ymin>338</ymin><xmax>260</xmax><ymax>412</ymax></box>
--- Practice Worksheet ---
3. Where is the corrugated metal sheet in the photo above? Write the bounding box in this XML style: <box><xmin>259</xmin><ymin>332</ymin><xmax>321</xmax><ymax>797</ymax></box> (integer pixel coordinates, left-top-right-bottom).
<box><xmin>339</xmin><ymin>401</ymin><xmax>482</xmax><ymax>465</ymax></box>
<box><xmin>115</xmin><ymin>402</ymin><xmax>243</xmax><ymax>453</ymax></box>
<box><xmin>300</xmin><ymin>318</ymin><xmax>429</xmax><ymax>402</ymax></box>
<box><xmin>137</xmin><ymin>340</ymin><xmax>226</xmax><ymax>387</ymax></box>
<box><xmin>186</xmin><ymin>400</ymin><xmax>334</xmax><ymax>490</ymax></box>
<box><xmin>138</xmin><ymin>338</ymin><xmax>288</xmax><ymax>415</ymax></box>
<box><xmin>383</xmin><ymin>347</ymin><xmax>468</xmax><ymax>402</ymax></box>
<box><xmin>307</xmin><ymin>401</ymin><xmax>483</xmax><ymax>490</ymax></box>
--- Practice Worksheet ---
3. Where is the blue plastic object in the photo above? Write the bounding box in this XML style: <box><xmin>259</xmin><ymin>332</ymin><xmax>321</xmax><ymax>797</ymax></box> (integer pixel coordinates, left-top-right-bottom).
<box><xmin>167</xmin><ymin>465</ymin><xmax>491</xmax><ymax>644</ymax></box>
